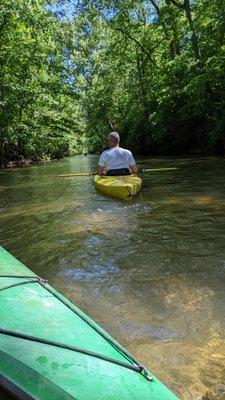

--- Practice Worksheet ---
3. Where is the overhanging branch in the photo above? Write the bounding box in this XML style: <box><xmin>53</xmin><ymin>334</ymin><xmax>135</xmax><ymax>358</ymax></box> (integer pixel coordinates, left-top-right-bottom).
<box><xmin>169</xmin><ymin>0</ymin><xmax>185</xmax><ymax>10</ymax></box>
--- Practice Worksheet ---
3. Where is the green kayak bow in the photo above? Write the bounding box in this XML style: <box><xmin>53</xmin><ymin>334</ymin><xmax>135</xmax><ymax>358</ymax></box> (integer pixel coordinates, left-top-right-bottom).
<box><xmin>0</xmin><ymin>247</ymin><xmax>179</xmax><ymax>400</ymax></box>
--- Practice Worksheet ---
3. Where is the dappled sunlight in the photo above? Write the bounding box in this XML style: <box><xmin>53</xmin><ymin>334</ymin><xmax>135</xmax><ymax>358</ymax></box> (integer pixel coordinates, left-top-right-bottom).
<box><xmin>0</xmin><ymin>177</ymin><xmax>59</xmax><ymax>190</ymax></box>
<box><xmin>161</xmin><ymin>195</ymin><xmax>225</xmax><ymax>208</ymax></box>
<box><xmin>60</xmin><ymin>273</ymin><xmax>225</xmax><ymax>400</ymax></box>
<box><xmin>0</xmin><ymin>199</ymin><xmax>82</xmax><ymax>219</ymax></box>
<box><xmin>132</xmin><ymin>337</ymin><xmax>225</xmax><ymax>400</ymax></box>
<box><xmin>163</xmin><ymin>279</ymin><xmax>214</xmax><ymax>312</ymax></box>
<box><xmin>62</xmin><ymin>209</ymin><xmax>133</xmax><ymax>237</ymax></box>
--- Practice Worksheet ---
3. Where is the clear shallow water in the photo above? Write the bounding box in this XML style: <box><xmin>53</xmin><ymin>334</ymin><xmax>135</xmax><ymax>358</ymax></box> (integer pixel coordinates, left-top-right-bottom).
<box><xmin>1</xmin><ymin>155</ymin><xmax>225</xmax><ymax>399</ymax></box>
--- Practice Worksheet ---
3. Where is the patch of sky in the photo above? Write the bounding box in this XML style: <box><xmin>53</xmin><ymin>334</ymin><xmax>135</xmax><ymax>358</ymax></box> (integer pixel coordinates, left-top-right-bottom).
<box><xmin>61</xmin><ymin>75</ymin><xmax>76</xmax><ymax>86</ymax></box>
<box><xmin>83</xmin><ymin>21</ymin><xmax>93</xmax><ymax>35</ymax></box>
<box><xmin>98</xmin><ymin>5</ymin><xmax>119</xmax><ymax>21</ymax></box>
<box><xmin>129</xmin><ymin>10</ymin><xmax>140</xmax><ymax>22</ymax></box>
<box><xmin>46</xmin><ymin>1</ymin><xmax>117</xmax><ymax>22</ymax></box>
<box><xmin>128</xmin><ymin>8</ymin><xmax>158</xmax><ymax>25</ymax></box>
<box><xmin>46</xmin><ymin>0</ymin><xmax>84</xmax><ymax>21</ymax></box>
<box><xmin>46</xmin><ymin>54</ymin><xmax>77</xmax><ymax>87</ymax></box>
<box><xmin>60</xmin><ymin>58</ymin><xmax>77</xmax><ymax>86</ymax></box>
<box><xmin>47</xmin><ymin>55</ymin><xmax>57</xmax><ymax>64</ymax></box>
<box><xmin>46</xmin><ymin>0</ymin><xmax>159</xmax><ymax>24</ymax></box>
<box><xmin>151</xmin><ymin>15</ymin><xmax>159</xmax><ymax>23</ymax></box>
<box><xmin>144</xmin><ymin>0</ymin><xmax>159</xmax><ymax>24</ymax></box>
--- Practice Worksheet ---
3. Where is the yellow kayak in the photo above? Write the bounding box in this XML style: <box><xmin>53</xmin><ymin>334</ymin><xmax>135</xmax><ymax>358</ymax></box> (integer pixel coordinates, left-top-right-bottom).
<box><xmin>94</xmin><ymin>174</ymin><xmax>142</xmax><ymax>198</ymax></box>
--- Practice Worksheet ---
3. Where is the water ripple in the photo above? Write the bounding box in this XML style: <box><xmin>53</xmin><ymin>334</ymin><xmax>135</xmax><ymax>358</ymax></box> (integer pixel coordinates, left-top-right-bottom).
<box><xmin>59</xmin><ymin>259</ymin><xmax>120</xmax><ymax>282</ymax></box>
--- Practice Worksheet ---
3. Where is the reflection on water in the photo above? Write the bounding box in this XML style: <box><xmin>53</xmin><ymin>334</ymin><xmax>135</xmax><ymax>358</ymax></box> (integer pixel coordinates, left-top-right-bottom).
<box><xmin>1</xmin><ymin>155</ymin><xmax>225</xmax><ymax>399</ymax></box>
<box><xmin>60</xmin><ymin>259</ymin><xmax>120</xmax><ymax>282</ymax></box>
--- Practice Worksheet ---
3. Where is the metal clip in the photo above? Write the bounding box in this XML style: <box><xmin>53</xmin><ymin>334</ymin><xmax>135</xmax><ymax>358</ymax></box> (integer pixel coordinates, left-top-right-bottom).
<box><xmin>37</xmin><ymin>277</ymin><xmax>47</xmax><ymax>285</ymax></box>
<box><xmin>140</xmin><ymin>365</ymin><xmax>153</xmax><ymax>381</ymax></box>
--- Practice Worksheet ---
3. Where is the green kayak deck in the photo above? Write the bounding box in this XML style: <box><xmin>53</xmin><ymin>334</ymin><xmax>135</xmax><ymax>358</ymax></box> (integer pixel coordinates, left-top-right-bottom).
<box><xmin>0</xmin><ymin>247</ymin><xmax>179</xmax><ymax>400</ymax></box>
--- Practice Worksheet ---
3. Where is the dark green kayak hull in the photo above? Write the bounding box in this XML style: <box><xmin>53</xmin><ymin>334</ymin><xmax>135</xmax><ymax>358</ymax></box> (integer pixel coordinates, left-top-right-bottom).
<box><xmin>0</xmin><ymin>247</ymin><xmax>179</xmax><ymax>399</ymax></box>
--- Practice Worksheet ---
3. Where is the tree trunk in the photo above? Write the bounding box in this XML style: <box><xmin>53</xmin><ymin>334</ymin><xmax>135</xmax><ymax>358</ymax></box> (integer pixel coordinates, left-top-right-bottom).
<box><xmin>165</xmin><ymin>0</ymin><xmax>181</xmax><ymax>56</ymax></box>
<box><xmin>169</xmin><ymin>0</ymin><xmax>202</xmax><ymax>61</ymax></box>
<box><xmin>149</xmin><ymin>0</ymin><xmax>180</xmax><ymax>59</ymax></box>
<box><xmin>183</xmin><ymin>0</ymin><xmax>201</xmax><ymax>61</ymax></box>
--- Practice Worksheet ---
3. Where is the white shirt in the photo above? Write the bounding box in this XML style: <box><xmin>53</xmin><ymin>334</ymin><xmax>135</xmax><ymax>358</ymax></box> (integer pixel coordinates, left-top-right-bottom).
<box><xmin>98</xmin><ymin>147</ymin><xmax>136</xmax><ymax>172</ymax></box>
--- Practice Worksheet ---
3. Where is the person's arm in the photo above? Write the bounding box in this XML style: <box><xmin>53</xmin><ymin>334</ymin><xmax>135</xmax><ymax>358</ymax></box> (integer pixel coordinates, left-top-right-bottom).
<box><xmin>98</xmin><ymin>152</ymin><xmax>106</xmax><ymax>176</ymax></box>
<box><xmin>98</xmin><ymin>166</ymin><xmax>105</xmax><ymax>176</ymax></box>
<box><xmin>130</xmin><ymin>164</ymin><xmax>138</xmax><ymax>174</ymax></box>
<box><xmin>127</xmin><ymin>151</ymin><xmax>138</xmax><ymax>174</ymax></box>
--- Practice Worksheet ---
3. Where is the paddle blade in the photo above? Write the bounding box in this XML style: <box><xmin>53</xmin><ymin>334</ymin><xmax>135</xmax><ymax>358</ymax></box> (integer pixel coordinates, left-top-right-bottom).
<box><xmin>58</xmin><ymin>172</ymin><xmax>95</xmax><ymax>177</ymax></box>
<box><xmin>141</xmin><ymin>167</ymin><xmax>178</xmax><ymax>173</ymax></box>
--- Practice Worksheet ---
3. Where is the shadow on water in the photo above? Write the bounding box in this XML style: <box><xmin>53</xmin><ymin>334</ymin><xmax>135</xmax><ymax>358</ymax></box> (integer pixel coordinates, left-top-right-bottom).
<box><xmin>1</xmin><ymin>155</ymin><xmax>225</xmax><ymax>399</ymax></box>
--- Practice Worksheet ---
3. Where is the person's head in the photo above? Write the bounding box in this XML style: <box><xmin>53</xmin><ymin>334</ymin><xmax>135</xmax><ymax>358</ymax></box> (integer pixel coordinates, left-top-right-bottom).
<box><xmin>108</xmin><ymin>132</ymin><xmax>120</xmax><ymax>148</ymax></box>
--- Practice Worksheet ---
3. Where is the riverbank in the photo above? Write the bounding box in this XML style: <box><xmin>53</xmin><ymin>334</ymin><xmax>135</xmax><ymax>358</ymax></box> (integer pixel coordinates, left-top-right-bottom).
<box><xmin>2</xmin><ymin>156</ymin><xmax>59</xmax><ymax>169</ymax></box>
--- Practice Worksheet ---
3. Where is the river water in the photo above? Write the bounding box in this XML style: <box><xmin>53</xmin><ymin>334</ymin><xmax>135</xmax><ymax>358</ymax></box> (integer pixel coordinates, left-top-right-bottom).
<box><xmin>1</xmin><ymin>155</ymin><xmax>225</xmax><ymax>400</ymax></box>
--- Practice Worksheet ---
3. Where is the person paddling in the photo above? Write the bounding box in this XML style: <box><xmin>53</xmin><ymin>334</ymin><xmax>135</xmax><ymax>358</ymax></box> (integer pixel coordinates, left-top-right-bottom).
<box><xmin>98</xmin><ymin>132</ymin><xmax>138</xmax><ymax>176</ymax></box>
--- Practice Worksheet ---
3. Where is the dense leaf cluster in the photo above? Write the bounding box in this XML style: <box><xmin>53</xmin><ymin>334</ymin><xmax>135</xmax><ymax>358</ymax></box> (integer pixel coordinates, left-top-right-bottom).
<box><xmin>75</xmin><ymin>0</ymin><xmax>225</xmax><ymax>155</ymax></box>
<box><xmin>1</xmin><ymin>0</ymin><xmax>225</xmax><ymax>166</ymax></box>
<box><xmin>0</xmin><ymin>0</ymin><xmax>85</xmax><ymax>167</ymax></box>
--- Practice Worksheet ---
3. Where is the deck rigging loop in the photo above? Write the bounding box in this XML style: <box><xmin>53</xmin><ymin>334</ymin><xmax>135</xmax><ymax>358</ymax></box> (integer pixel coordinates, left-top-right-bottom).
<box><xmin>0</xmin><ymin>274</ymin><xmax>153</xmax><ymax>382</ymax></box>
<box><xmin>0</xmin><ymin>275</ymin><xmax>47</xmax><ymax>292</ymax></box>
<box><xmin>0</xmin><ymin>328</ymin><xmax>152</xmax><ymax>379</ymax></box>
<box><xmin>140</xmin><ymin>365</ymin><xmax>153</xmax><ymax>381</ymax></box>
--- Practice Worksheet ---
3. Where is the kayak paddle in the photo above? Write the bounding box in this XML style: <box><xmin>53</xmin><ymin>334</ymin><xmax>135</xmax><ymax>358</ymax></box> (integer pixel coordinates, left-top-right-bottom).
<box><xmin>140</xmin><ymin>167</ymin><xmax>178</xmax><ymax>172</ymax></box>
<box><xmin>58</xmin><ymin>172</ymin><xmax>95</xmax><ymax>177</ymax></box>
<box><xmin>58</xmin><ymin>167</ymin><xmax>178</xmax><ymax>177</ymax></box>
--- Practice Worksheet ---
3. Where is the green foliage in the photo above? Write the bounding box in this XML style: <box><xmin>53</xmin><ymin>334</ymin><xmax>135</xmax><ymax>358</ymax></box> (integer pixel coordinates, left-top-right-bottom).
<box><xmin>0</xmin><ymin>0</ymin><xmax>84</xmax><ymax>166</ymax></box>
<box><xmin>1</xmin><ymin>0</ymin><xmax>225</xmax><ymax>166</ymax></box>
<box><xmin>74</xmin><ymin>0</ymin><xmax>225</xmax><ymax>155</ymax></box>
